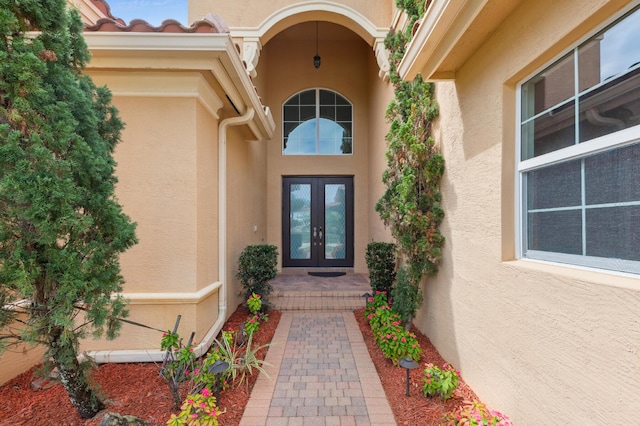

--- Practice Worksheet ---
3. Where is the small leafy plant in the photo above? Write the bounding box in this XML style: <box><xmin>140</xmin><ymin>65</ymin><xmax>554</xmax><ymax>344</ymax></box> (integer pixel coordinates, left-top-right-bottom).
<box><xmin>214</xmin><ymin>333</ymin><xmax>270</xmax><ymax>390</ymax></box>
<box><xmin>160</xmin><ymin>331</ymin><xmax>197</xmax><ymax>409</ymax></box>
<box><xmin>365</xmin><ymin>291</ymin><xmax>422</xmax><ymax>364</ymax></box>
<box><xmin>422</xmin><ymin>363</ymin><xmax>459</xmax><ymax>400</ymax></box>
<box><xmin>442</xmin><ymin>400</ymin><xmax>512</xmax><ymax>426</ymax></box>
<box><xmin>247</xmin><ymin>293</ymin><xmax>262</xmax><ymax>314</ymax></box>
<box><xmin>167</xmin><ymin>387</ymin><xmax>224</xmax><ymax>426</ymax></box>
<box><xmin>244</xmin><ymin>315</ymin><xmax>260</xmax><ymax>336</ymax></box>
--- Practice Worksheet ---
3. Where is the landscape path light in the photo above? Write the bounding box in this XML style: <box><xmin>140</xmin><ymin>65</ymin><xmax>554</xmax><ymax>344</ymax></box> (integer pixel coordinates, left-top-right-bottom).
<box><xmin>398</xmin><ymin>357</ymin><xmax>419</xmax><ymax>397</ymax></box>
<box><xmin>208</xmin><ymin>359</ymin><xmax>230</xmax><ymax>403</ymax></box>
<box><xmin>361</xmin><ymin>292</ymin><xmax>372</xmax><ymax>309</ymax></box>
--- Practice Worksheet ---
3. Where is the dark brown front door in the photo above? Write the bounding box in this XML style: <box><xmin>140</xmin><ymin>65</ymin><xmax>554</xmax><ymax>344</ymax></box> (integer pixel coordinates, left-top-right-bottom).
<box><xmin>282</xmin><ymin>176</ymin><xmax>354</xmax><ymax>268</ymax></box>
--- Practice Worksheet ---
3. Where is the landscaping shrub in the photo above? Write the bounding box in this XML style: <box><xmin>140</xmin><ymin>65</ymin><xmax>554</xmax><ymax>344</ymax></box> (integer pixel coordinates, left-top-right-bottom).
<box><xmin>365</xmin><ymin>242</ymin><xmax>396</xmax><ymax>294</ymax></box>
<box><xmin>442</xmin><ymin>400</ymin><xmax>512</xmax><ymax>425</ymax></box>
<box><xmin>364</xmin><ymin>291</ymin><xmax>422</xmax><ymax>364</ymax></box>
<box><xmin>247</xmin><ymin>293</ymin><xmax>262</xmax><ymax>314</ymax></box>
<box><xmin>167</xmin><ymin>387</ymin><xmax>223</xmax><ymax>426</ymax></box>
<box><xmin>237</xmin><ymin>245</ymin><xmax>278</xmax><ymax>306</ymax></box>
<box><xmin>160</xmin><ymin>323</ymin><xmax>271</xmax><ymax>422</ymax></box>
<box><xmin>391</xmin><ymin>266</ymin><xmax>423</xmax><ymax>329</ymax></box>
<box><xmin>244</xmin><ymin>315</ymin><xmax>260</xmax><ymax>335</ymax></box>
<box><xmin>422</xmin><ymin>363</ymin><xmax>459</xmax><ymax>400</ymax></box>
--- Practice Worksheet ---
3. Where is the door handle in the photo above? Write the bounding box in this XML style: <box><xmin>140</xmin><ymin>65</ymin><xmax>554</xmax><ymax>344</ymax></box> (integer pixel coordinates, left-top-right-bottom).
<box><xmin>319</xmin><ymin>227</ymin><xmax>323</xmax><ymax>245</ymax></box>
<box><xmin>313</xmin><ymin>226</ymin><xmax>317</xmax><ymax>245</ymax></box>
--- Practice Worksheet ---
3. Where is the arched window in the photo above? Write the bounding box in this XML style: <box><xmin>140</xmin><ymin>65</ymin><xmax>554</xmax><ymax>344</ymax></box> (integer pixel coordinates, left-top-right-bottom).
<box><xmin>283</xmin><ymin>89</ymin><xmax>353</xmax><ymax>155</ymax></box>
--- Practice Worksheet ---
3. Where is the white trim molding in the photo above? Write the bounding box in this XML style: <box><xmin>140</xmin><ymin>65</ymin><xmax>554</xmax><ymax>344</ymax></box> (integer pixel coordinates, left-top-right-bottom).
<box><xmin>398</xmin><ymin>0</ymin><xmax>524</xmax><ymax>81</ymax></box>
<box><xmin>83</xmin><ymin>32</ymin><xmax>275</xmax><ymax>141</ymax></box>
<box><xmin>230</xmin><ymin>1</ymin><xmax>388</xmax><ymax>45</ymax></box>
<box><xmin>119</xmin><ymin>281</ymin><xmax>222</xmax><ymax>305</ymax></box>
<box><xmin>228</xmin><ymin>1</ymin><xmax>390</xmax><ymax>80</ymax></box>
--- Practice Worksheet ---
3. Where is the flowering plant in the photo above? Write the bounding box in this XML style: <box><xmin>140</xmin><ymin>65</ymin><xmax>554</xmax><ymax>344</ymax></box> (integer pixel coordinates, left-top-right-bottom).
<box><xmin>244</xmin><ymin>315</ymin><xmax>260</xmax><ymax>335</ymax></box>
<box><xmin>376</xmin><ymin>324</ymin><xmax>422</xmax><ymax>363</ymax></box>
<box><xmin>222</xmin><ymin>328</ymin><xmax>234</xmax><ymax>347</ymax></box>
<box><xmin>167</xmin><ymin>387</ymin><xmax>224</xmax><ymax>426</ymax></box>
<box><xmin>442</xmin><ymin>400</ymin><xmax>512</xmax><ymax>425</ymax></box>
<box><xmin>195</xmin><ymin>346</ymin><xmax>230</xmax><ymax>394</ymax></box>
<box><xmin>365</xmin><ymin>291</ymin><xmax>388</xmax><ymax>316</ymax></box>
<box><xmin>422</xmin><ymin>363</ymin><xmax>459</xmax><ymax>400</ymax></box>
<box><xmin>160</xmin><ymin>331</ymin><xmax>197</xmax><ymax>408</ymax></box>
<box><xmin>365</xmin><ymin>292</ymin><xmax>422</xmax><ymax>364</ymax></box>
<box><xmin>247</xmin><ymin>293</ymin><xmax>262</xmax><ymax>314</ymax></box>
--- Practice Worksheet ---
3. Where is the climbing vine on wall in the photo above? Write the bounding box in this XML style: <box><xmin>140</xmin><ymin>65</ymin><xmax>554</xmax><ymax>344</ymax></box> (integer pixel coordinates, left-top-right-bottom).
<box><xmin>375</xmin><ymin>0</ymin><xmax>445</xmax><ymax>323</ymax></box>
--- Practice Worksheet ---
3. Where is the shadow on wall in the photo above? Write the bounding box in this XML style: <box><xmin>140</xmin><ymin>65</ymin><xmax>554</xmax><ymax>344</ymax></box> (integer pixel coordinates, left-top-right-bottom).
<box><xmin>413</xmin><ymin>167</ymin><xmax>460</xmax><ymax>369</ymax></box>
<box><xmin>455</xmin><ymin>71</ymin><xmax>502</xmax><ymax>162</ymax></box>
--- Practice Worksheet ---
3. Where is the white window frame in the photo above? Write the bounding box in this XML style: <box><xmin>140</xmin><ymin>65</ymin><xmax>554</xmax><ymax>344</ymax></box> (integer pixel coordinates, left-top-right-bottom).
<box><xmin>282</xmin><ymin>88</ymin><xmax>354</xmax><ymax>156</ymax></box>
<box><xmin>516</xmin><ymin>4</ymin><xmax>640</xmax><ymax>275</ymax></box>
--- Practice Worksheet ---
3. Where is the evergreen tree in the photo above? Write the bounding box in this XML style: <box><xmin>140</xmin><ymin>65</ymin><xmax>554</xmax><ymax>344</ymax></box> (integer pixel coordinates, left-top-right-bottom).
<box><xmin>376</xmin><ymin>0</ymin><xmax>445</xmax><ymax>326</ymax></box>
<box><xmin>0</xmin><ymin>0</ymin><xmax>137</xmax><ymax>418</ymax></box>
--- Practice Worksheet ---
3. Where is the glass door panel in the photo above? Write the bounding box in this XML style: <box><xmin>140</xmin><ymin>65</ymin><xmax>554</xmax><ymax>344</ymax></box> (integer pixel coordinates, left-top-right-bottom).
<box><xmin>324</xmin><ymin>184</ymin><xmax>346</xmax><ymax>260</ymax></box>
<box><xmin>282</xmin><ymin>177</ymin><xmax>353</xmax><ymax>268</ymax></box>
<box><xmin>289</xmin><ymin>184</ymin><xmax>311</xmax><ymax>260</ymax></box>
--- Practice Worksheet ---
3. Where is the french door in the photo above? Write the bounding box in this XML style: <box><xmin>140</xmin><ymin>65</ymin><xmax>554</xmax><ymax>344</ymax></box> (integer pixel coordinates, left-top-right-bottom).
<box><xmin>282</xmin><ymin>176</ymin><xmax>354</xmax><ymax>268</ymax></box>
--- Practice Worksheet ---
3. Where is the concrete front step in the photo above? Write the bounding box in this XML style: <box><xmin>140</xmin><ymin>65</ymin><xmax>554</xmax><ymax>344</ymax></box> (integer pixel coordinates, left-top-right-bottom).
<box><xmin>271</xmin><ymin>290</ymin><xmax>368</xmax><ymax>311</ymax></box>
<box><xmin>269</xmin><ymin>272</ymin><xmax>371</xmax><ymax>311</ymax></box>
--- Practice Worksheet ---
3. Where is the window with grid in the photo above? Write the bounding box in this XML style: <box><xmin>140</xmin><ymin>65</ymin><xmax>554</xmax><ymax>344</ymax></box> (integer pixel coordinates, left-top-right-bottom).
<box><xmin>518</xmin><ymin>5</ymin><xmax>640</xmax><ymax>274</ymax></box>
<box><xmin>282</xmin><ymin>89</ymin><xmax>353</xmax><ymax>155</ymax></box>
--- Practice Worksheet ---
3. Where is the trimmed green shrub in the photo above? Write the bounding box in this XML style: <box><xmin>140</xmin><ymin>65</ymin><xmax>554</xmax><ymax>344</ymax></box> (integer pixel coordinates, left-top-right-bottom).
<box><xmin>237</xmin><ymin>245</ymin><xmax>278</xmax><ymax>306</ymax></box>
<box><xmin>365</xmin><ymin>242</ymin><xmax>396</xmax><ymax>294</ymax></box>
<box><xmin>364</xmin><ymin>291</ymin><xmax>422</xmax><ymax>364</ymax></box>
<box><xmin>391</xmin><ymin>266</ymin><xmax>423</xmax><ymax>329</ymax></box>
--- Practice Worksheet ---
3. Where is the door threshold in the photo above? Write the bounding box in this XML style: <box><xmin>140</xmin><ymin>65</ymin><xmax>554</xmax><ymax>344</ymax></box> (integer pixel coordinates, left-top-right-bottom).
<box><xmin>280</xmin><ymin>267</ymin><xmax>354</xmax><ymax>275</ymax></box>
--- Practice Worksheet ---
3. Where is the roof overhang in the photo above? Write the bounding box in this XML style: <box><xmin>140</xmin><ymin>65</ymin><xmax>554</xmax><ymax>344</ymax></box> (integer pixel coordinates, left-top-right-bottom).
<box><xmin>83</xmin><ymin>32</ymin><xmax>275</xmax><ymax>140</ymax></box>
<box><xmin>398</xmin><ymin>0</ymin><xmax>523</xmax><ymax>81</ymax></box>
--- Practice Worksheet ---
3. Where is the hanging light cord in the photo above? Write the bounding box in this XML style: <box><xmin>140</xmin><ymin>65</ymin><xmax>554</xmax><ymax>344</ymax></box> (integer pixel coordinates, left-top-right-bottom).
<box><xmin>314</xmin><ymin>21</ymin><xmax>321</xmax><ymax>69</ymax></box>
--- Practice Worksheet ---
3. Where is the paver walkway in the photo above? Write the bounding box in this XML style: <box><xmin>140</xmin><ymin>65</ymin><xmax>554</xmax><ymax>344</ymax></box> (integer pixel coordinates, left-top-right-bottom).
<box><xmin>240</xmin><ymin>311</ymin><xmax>396</xmax><ymax>426</ymax></box>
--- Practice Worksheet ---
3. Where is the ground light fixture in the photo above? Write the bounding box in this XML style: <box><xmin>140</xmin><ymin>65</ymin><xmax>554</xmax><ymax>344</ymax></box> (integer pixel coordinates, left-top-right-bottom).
<box><xmin>361</xmin><ymin>292</ymin><xmax>372</xmax><ymax>308</ymax></box>
<box><xmin>208</xmin><ymin>359</ymin><xmax>230</xmax><ymax>403</ymax></box>
<box><xmin>398</xmin><ymin>357</ymin><xmax>419</xmax><ymax>397</ymax></box>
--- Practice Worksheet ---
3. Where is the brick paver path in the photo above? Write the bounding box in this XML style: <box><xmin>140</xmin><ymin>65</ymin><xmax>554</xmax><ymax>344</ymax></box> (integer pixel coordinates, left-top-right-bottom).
<box><xmin>240</xmin><ymin>312</ymin><xmax>396</xmax><ymax>426</ymax></box>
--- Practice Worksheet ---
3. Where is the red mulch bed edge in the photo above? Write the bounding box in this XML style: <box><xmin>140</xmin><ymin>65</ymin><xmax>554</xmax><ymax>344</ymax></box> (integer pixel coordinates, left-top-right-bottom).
<box><xmin>353</xmin><ymin>307</ymin><xmax>479</xmax><ymax>425</ymax></box>
<box><xmin>0</xmin><ymin>305</ymin><xmax>280</xmax><ymax>426</ymax></box>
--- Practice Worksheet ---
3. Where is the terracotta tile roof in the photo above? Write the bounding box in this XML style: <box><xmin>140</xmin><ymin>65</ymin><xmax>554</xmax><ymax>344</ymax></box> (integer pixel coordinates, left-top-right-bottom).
<box><xmin>84</xmin><ymin>0</ymin><xmax>229</xmax><ymax>33</ymax></box>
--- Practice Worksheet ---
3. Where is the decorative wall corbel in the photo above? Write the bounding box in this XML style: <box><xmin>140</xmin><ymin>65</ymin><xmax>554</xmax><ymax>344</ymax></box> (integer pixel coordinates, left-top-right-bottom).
<box><xmin>374</xmin><ymin>38</ymin><xmax>390</xmax><ymax>82</ymax></box>
<box><xmin>242</xmin><ymin>38</ymin><xmax>262</xmax><ymax>78</ymax></box>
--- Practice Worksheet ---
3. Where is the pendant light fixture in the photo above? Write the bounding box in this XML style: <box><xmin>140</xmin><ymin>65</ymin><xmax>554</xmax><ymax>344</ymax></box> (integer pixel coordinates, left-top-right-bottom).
<box><xmin>313</xmin><ymin>21</ymin><xmax>321</xmax><ymax>69</ymax></box>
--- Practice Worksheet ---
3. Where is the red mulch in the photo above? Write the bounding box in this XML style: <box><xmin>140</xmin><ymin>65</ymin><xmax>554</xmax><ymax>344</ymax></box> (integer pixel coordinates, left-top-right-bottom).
<box><xmin>1</xmin><ymin>306</ymin><xmax>481</xmax><ymax>426</ymax></box>
<box><xmin>353</xmin><ymin>308</ymin><xmax>479</xmax><ymax>425</ymax></box>
<box><xmin>0</xmin><ymin>305</ymin><xmax>280</xmax><ymax>426</ymax></box>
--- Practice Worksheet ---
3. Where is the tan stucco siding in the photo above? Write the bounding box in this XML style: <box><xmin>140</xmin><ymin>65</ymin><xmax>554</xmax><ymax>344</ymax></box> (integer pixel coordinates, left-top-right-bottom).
<box><xmin>416</xmin><ymin>0</ymin><xmax>640</xmax><ymax>423</ymax></box>
<box><xmin>225</xmin><ymin>125</ymin><xmax>270</xmax><ymax>310</ymax></box>
<box><xmin>0</xmin><ymin>320</ymin><xmax>45</xmax><ymax>385</ymax></box>
<box><xmin>196</xmin><ymin>102</ymin><xmax>220</xmax><ymax>291</ymax></box>
<box><xmin>262</xmin><ymin>37</ymin><xmax>373</xmax><ymax>272</ymax></box>
<box><xmin>76</xmin><ymin>72</ymin><xmax>224</xmax><ymax>352</ymax></box>
<box><xmin>191</xmin><ymin>0</ymin><xmax>393</xmax><ymax>30</ymax></box>
<box><xmin>111</xmin><ymin>95</ymin><xmax>198</xmax><ymax>294</ymax></box>
<box><xmin>366</xmin><ymin>52</ymin><xmax>394</xmax><ymax>244</ymax></box>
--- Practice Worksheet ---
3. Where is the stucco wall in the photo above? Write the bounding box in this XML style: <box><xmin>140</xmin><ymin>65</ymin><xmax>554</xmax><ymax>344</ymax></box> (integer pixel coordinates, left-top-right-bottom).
<box><xmin>366</xmin><ymin>53</ymin><xmax>394</xmax><ymax>244</ymax></box>
<box><xmin>191</xmin><ymin>0</ymin><xmax>393</xmax><ymax>30</ymax></box>
<box><xmin>225</xmin><ymin>124</ymin><xmax>271</xmax><ymax>311</ymax></box>
<box><xmin>415</xmin><ymin>0</ymin><xmax>640</xmax><ymax>423</ymax></box>
<box><xmin>260</xmin><ymin>34</ymin><xmax>374</xmax><ymax>272</ymax></box>
<box><xmin>77</xmin><ymin>72</ymin><xmax>224</xmax><ymax>351</ymax></box>
<box><xmin>0</xmin><ymin>324</ymin><xmax>45</xmax><ymax>385</ymax></box>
